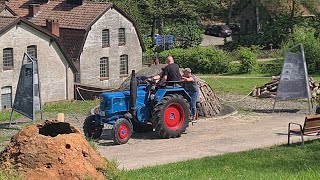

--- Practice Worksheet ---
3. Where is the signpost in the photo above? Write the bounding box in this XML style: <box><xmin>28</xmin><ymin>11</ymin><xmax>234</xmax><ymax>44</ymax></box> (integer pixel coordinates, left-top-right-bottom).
<box><xmin>273</xmin><ymin>43</ymin><xmax>311</xmax><ymax>114</ymax></box>
<box><xmin>9</xmin><ymin>53</ymin><xmax>42</xmax><ymax>126</ymax></box>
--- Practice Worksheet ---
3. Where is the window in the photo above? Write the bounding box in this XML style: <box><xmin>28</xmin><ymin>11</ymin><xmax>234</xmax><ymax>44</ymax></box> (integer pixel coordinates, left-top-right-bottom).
<box><xmin>120</xmin><ymin>55</ymin><xmax>128</xmax><ymax>75</ymax></box>
<box><xmin>3</xmin><ymin>48</ymin><xmax>13</xmax><ymax>70</ymax></box>
<box><xmin>1</xmin><ymin>86</ymin><xmax>12</xmax><ymax>110</ymax></box>
<box><xmin>102</xmin><ymin>29</ymin><xmax>110</xmax><ymax>48</ymax></box>
<box><xmin>118</xmin><ymin>28</ymin><xmax>126</xmax><ymax>45</ymax></box>
<box><xmin>100</xmin><ymin>57</ymin><xmax>109</xmax><ymax>79</ymax></box>
<box><xmin>27</xmin><ymin>45</ymin><xmax>37</xmax><ymax>62</ymax></box>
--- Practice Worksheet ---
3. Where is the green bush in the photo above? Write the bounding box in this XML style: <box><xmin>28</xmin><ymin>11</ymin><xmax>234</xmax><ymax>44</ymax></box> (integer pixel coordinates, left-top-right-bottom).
<box><xmin>238</xmin><ymin>47</ymin><xmax>257</xmax><ymax>74</ymax></box>
<box><xmin>282</xmin><ymin>27</ymin><xmax>320</xmax><ymax>74</ymax></box>
<box><xmin>227</xmin><ymin>62</ymin><xmax>241</xmax><ymax>74</ymax></box>
<box><xmin>159</xmin><ymin>46</ymin><xmax>233</xmax><ymax>74</ymax></box>
<box><xmin>258</xmin><ymin>59</ymin><xmax>284</xmax><ymax>75</ymax></box>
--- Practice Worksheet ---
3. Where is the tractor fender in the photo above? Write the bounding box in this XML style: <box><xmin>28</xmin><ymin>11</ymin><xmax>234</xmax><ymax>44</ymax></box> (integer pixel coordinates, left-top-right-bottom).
<box><xmin>154</xmin><ymin>88</ymin><xmax>191</xmax><ymax>102</ymax></box>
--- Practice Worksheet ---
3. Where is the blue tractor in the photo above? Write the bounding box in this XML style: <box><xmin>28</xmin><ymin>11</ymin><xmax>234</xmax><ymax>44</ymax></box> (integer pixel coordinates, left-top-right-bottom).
<box><xmin>83</xmin><ymin>70</ymin><xmax>191</xmax><ymax>144</ymax></box>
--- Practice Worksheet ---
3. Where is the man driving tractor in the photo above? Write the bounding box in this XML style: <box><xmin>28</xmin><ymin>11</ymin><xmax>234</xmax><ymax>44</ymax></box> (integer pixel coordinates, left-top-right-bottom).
<box><xmin>149</xmin><ymin>56</ymin><xmax>181</xmax><ymax>86</ymax></box>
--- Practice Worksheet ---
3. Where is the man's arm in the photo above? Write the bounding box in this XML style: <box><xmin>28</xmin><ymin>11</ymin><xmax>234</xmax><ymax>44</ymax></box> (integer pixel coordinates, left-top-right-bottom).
<box><xmin>161</xmin><ymin>75</ymin><xmax>167</xmax><ymax>85</ymax></box>
<box><xmin>182</xmin><ymin>76</ymin><xmax>194</xmax><ymax>82</ymax></box>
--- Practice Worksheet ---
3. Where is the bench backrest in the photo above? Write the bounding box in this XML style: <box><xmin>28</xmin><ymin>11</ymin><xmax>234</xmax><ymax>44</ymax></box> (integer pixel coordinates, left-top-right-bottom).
<box><xmin>303</xmin><ymin>114</ymin><xmax>320</xmax><ymax>134</ymax></box>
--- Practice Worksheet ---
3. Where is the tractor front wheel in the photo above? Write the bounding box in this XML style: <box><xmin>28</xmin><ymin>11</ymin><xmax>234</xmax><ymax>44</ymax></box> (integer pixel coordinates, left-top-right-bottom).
<box><xmin>152</xmin><ymin>94</ymin><xmax>190</xmax><ymax>138</ymax></box>
<box><xmin>83</xmin><ymin>115</ymin><xmax>103</xmax><ymax>139</ymax></box>
<box><xmin>113</xmin><ymin>118</ymin><xmax>133</xmax><ymax>145</ymax></box>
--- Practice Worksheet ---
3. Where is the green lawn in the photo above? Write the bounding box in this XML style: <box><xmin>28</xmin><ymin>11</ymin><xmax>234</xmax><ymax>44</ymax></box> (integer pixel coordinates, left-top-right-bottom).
<box><xmin>123</xmin><ymin>140</ymin><xmax>320</xmax><ymax>180</ymax></box>
<box><xmin>0</xmin><ymin>100</ymin><xmax>99</xmax><ymax>122</ymax></box>
<box><xmin>202</xmin><ymin>77</ymin><xmax>270</xmax><ymax>95</ymax></box>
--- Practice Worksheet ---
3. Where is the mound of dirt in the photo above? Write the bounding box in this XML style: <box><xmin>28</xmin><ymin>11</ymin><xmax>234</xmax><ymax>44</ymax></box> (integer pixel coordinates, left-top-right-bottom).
<box><xmin>0</xmin><ymin>120</ymin><xmax>106</xmax><ymax>180</ymax></box>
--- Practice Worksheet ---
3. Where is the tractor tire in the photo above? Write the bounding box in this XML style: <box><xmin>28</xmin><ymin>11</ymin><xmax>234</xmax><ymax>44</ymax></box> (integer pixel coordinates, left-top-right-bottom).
<box><xmin>112</xmin><ymin>118</ymin><xmax>133</xmax><ymax>145</ymax></box>
<box><xmin>83</xmin><ymin>115</ymin><xmax>103</xmax><ymax>139</ymax></box>
<box><xmin>152</xmin><ymin>94</ymin><xmax>190</xmax><ymax>138</ymax></box>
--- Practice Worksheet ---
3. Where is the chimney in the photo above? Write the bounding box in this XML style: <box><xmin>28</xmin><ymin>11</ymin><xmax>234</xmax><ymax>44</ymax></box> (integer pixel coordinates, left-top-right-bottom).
<box><xmin>33</xmin><ymin>0</ymin><xmax>49</xmax><ymax>3</ymax></box>
<box><xmin>46</xmin><ymin>19</ymin><xmax>60</xmax><ymax>37</ymax></box>
<box><xmin>66</xmin><ymin>0</ymin><xmax>85</xmax><ymax>5</ymax></box>
<box><xmin>28</xmin><ymin>4</ymin><xmax>40</xmax><ymax>17</ymax></box>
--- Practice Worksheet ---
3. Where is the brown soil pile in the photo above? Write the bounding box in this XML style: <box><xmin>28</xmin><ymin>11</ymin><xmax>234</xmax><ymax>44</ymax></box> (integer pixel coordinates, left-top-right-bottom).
<box><xmin>0</xmin><ymin>120</ymin><xmax>106</xmax><ymax>180</ymax></box>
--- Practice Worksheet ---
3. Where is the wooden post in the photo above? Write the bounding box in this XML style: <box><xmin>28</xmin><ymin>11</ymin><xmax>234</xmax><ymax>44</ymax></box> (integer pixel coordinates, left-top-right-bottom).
<box><xmin>57</xmin><ymin>113</ymin><xmax>65</xmax><ymax>122</ymax></box>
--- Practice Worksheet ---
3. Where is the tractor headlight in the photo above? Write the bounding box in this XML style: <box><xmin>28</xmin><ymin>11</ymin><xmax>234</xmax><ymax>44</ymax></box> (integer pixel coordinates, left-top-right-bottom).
<box><xmin>99</xmin><ymin>96</ymin><xmax>104</xmax><ymax>102</ymax></box>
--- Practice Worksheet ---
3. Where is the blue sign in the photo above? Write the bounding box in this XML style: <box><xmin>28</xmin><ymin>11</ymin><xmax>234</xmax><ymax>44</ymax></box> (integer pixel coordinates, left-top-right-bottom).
<box><xmin>155</xmin><ymin>35</ymin><xmax>174</xmax><ymax>46</ymax></box>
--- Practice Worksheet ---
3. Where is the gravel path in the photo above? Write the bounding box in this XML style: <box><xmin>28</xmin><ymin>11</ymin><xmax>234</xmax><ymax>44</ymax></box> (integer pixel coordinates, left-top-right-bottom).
<box><xmin>96</xmin><ymin>95</ymin><xmax>316</xmax><ymax>170</ymax></box>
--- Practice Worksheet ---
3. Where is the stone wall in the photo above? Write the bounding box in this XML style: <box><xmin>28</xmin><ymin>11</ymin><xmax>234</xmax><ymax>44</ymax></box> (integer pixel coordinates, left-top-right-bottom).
<box><xmin>0</xmin><ymin>23</ymin><xmax>74</xmax><ymax>110</ymax></box>
<box><xmin>80</xmin><ymin>8</ymin><xmax>143</xmax><ymax>88</ymax></box>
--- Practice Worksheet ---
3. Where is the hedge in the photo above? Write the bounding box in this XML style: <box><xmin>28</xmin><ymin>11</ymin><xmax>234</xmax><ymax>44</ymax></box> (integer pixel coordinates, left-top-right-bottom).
<box><xmin>158</xmin><ymin>47</ymin><xmax>233</xmax><ymax>74</ymax></box>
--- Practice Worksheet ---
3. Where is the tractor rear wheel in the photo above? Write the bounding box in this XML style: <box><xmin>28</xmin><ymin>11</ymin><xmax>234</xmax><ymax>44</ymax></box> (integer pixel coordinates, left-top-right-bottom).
<box><xmin>113</xmin><ymin>118</ymin><xmax>133</xmax><ymax>145</ymax></box>
<box><xmin>83</xmin><ymin>115</ymin><xmax>103</xmax><ymax>139</ymax></box>
<box><xmin>152</xmin><ymin>94</ymin><xmax>190</xmax><ymax>138</ymax></box>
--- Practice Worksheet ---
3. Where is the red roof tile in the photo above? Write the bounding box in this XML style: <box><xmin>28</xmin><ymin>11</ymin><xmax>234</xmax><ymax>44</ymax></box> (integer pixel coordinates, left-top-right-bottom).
<box><xmin>0</xmin><ymin>15</ymin><xmax>18</xmax><ymax>32</ymax></box>
<box><xmin>59</xmin><ymin>28</ymin><xmax>87</xmax><ymax>61</ymax></box>
<box><xmin>8</xmin><ymin>0</ymin><xmax>112</xmax><ymax>29</ymax></box>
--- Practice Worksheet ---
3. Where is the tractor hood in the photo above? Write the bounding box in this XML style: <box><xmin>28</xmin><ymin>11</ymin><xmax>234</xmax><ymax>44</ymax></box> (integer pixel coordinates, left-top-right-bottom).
<box><xmin>100</xmin><ymin>87</ymin><xmax>146</xmax><ymax>99</ymax></box>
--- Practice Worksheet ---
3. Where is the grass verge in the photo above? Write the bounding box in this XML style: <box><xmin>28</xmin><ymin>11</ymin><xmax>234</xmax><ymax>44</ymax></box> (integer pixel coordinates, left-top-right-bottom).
<box><xmin>0</xmin><ymin>100</ymin><xmax>99</xmax><ymax>122</ymax></box>
<box><xmin>123</xmin><ymin>140</ymin><xmax>320</xmax><ymax>180</ymax></box>
<box><xmin>0</xmin><ymin>170</ymin><xmax>20</xmax><ymax>180</ymax></box>
<box><xmin>98</xmin><ymin>159</ymin><xmax>124</xmax><ymax>180</ymax></box>
<box><xmin>202</xmin><ymin>77</ymin><xmax>270</xmax><ymax>95</ymax></box>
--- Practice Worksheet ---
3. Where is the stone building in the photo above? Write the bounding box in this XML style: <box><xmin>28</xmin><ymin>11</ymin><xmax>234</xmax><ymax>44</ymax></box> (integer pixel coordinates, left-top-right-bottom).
<box><xmin>7</xmin><ymin>0</ymin><xmax>145</xmax><ymax>88</ymax></box>
<box><xmin>0</xmin><ymin>16</ymin><xmax>77</xmax><ymax>110</ymax></box>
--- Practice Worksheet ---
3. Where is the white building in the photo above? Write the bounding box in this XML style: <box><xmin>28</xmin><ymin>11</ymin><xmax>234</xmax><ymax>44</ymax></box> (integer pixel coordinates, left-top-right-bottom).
<box><xmin>0</xmin><ymin>16</ymin><xmax>76</xmax><ymax>110</ymax></box>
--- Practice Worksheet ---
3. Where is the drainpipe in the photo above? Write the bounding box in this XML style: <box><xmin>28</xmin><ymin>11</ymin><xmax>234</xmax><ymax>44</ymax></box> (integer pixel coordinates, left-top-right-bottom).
<box><xmin>66</xmin><ymin>65</ymin><xmax>69</xmax><ymax>100</ymax></box>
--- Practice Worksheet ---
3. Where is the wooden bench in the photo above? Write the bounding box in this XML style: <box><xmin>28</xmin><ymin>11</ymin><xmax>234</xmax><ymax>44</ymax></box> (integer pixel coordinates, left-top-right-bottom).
<box><xmin>288</xmin><ymin>114</ymin><xmax>320</xmax><ymax>146</ymax></box>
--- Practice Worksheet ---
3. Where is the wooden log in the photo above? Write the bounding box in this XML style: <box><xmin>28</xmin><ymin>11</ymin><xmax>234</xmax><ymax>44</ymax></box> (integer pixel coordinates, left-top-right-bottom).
<box><xmin>195</xmin><ymin>78</ymin><xmax>222</xmax><ymax>117</ymax></box>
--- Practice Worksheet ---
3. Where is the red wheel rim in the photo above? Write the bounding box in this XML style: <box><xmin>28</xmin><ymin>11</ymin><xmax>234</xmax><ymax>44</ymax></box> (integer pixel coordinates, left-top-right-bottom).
<box><xmin>118</xmin><ymin>124</ymin><xmax>129</xmax><ymax>140</ymax></box>
<box><xmin>164</xmin><ymin>102</ymin><xmax>185</xmax><ymax>130</ymax></box>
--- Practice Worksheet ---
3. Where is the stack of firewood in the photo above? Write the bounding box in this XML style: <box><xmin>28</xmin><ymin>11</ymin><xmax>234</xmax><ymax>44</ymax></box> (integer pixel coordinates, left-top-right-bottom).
<box><xmin>251</xmin><ymin>76</ymin><xmax>320</xmax><ymax>98</ymax></box>
<box><xmin>196</xmin><ymin>78</ymin><xmax>222</xmax><ymax>117</ymax></box>
<box><xmin>309</xmin><ymin>77</ymin><xmax>320</xmax><ymax>93</ymax></box>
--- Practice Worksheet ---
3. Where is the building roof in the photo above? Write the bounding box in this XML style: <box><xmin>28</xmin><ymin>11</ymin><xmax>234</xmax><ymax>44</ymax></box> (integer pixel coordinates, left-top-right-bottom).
<box><xmin>0</xmin><ymin>3</ymin><xmax>17</xmax><ymax>16</ymax></box>
<box><xmin>7</xmin><ymin>0</ymin><xmax>145</xmax><ymax>62</ymax></box>
<box><xmin>59</xmin><ymin>28</ymin><xmax>87</xmax><ymax>60</ymax></box>
<box><xmin>0</xmin><ymin>15</ymin><xmax>18</xmax><ymax>32</ymax></box>
<box><xmin>8</xmin><ymin>0</ymin><xmax>112</xmax><ymax>29</ymax></box>
<box><xmin>0</xmin><ymin>15</ymin><xmax>78</xmax><ymax>73</ymax></box>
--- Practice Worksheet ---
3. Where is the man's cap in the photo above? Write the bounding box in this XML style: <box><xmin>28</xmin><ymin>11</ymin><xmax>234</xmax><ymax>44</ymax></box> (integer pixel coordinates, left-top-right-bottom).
<box><xmin>184</xmin><ymin>68</ymin><xmax>192</xmax><ymax>73</ymax></box>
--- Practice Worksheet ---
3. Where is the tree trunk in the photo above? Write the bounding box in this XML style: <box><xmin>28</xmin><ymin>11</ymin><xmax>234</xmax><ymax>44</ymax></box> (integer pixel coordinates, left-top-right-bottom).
<box><xmin>255</xmin><ymin>5</ymin><xmax>260</xmax><ymax>34</ymax></box>
<box><xmin>151</xmin><ymin>16</ymin><xmax>156</xmax><ymax>45</ymax></box>
<box><xmin>158</xmin><ymin>16</ymin><xmax>164</xmax><ymax>35</ymax></box>
<box><xmin>289</xmin><ymin>0</ymin><xmax>296</xmax><ymax>34</ymax></box>
<box><xmin>226</xmin><ymin>0</ymin><xmax>233</xmax><ymax>25</ymax></box>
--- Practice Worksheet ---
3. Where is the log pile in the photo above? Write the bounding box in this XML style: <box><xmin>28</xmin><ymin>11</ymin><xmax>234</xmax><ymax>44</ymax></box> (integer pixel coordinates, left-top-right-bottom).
<box><xmin>196</xmin><ymin>78</ymin><xmax>222</xmax><ymax>117</ymax></box>
<box><xmin>309</xmin><ymin>77</ymin><xmax>320</xmax><ymax>93</ymax></box>
<box><xmin>251</xmin><ymin>76</ymin><xmax>320</xmax><ymax>98</ymax></box>
<box><xmin>251</xmin><ymin>76</ymin><xmax>280</xmax><ymax>98</ymax></box>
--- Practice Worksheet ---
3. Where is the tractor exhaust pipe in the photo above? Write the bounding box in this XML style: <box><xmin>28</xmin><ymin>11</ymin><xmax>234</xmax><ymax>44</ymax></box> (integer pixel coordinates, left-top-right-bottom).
<box><xmin>130</xmin><ymin>70</ymin><xmax>137</xmax><ymax>121</ymax></box>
